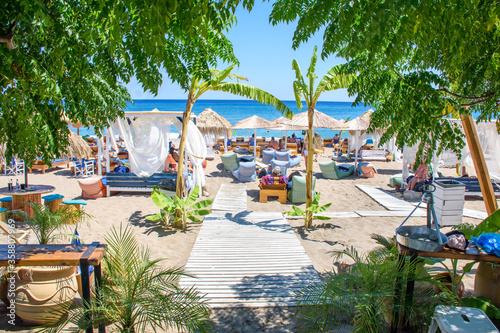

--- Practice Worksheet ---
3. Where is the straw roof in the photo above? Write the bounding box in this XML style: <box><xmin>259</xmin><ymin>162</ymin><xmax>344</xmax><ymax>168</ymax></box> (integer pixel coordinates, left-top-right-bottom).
<box><xmin>196</xmin><ymin>108</ymin><xmax>232</xmax><ymax>137</ymax></box>
<box><xmin>345</xmin><ymin>109</ymin><xmax>374</xmax><ymax>131</ymax></box>
<box><xmin>268</xmin><ymin>116</ymin><xmax>293</xmax><ymax>130</ymax></box>
<box><xmin>280</xmin><ymin>110</ymin><xmax>348</xmax><ymax>130</ymax></box>
<box><xmin>233</xmin><ymin>115</ymin><xmax>274</xmax><ymax>129</ymax></box>
<box><xmin>62</xmin><ymin>131</ymin><xmax>92</xmax><ymax>159</ymax></box>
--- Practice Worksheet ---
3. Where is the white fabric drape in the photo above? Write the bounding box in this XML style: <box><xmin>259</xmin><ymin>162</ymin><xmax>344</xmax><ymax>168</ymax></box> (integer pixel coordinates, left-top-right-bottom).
<box><xmin>108</xmin><ymin>117</ymin><xmax>171</xmax><ymax>177</ymax></box>
<box><xmin>401</xmin><ymin>122</ymin><xmax>500</xmax><ymax>182</ymax></box>
<box><xmin>172</xmin><ymin>119</ymin><xmax>208</xmax><ymax>192</ymax></box>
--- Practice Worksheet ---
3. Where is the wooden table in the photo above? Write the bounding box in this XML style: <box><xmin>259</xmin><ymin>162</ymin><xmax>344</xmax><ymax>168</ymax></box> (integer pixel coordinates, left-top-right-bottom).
<box><xmin>259</xmin><ymin>183</ymin><xmax>287</xmax><ymax>204</ymax></box>
<box><xmin>0</xmin><ymin>185</ymin><xmax>55</xmax><ymax>218</ymax></box>
<box><xmin>0</xmin><ymin>243</ymin><xmax>106</xmax><ymax>333</ymax></box>
<box><xmin>391</xmin><ymin>241</ymin><xmax>500</xmax><ymax>332</ymax></box>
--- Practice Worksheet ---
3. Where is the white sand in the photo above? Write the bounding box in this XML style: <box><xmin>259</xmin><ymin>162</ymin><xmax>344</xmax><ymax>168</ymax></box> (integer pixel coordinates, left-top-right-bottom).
<box><xmin>0</xmin><ymin>146</ymin><xmax>495</xmax><ymax>332</ymax></box>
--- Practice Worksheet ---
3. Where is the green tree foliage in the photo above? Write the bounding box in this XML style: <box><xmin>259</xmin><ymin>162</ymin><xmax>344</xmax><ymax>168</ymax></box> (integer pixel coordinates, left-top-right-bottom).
<box><xmin>271</xmin><ymin>0</ymin><xmax>500</xmax><ymax>156</ymax></box>
<box><xmin>291</xmin><ymin>46</ymin><xmax>353</xmax><ymax>228</ymax></box>
<box><xmin>0</xmin><ymin>0</ymin><xmax>252</xmax><ymax>165</ymax></box>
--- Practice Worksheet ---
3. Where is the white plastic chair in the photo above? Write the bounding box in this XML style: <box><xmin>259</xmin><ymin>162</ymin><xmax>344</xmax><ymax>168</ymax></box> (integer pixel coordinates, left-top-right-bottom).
<box><xmin>73</xmin><ymin>158</ymin><xmax>95</xmax><ymax>177</ymax></box>
<box><xmin>4</xmin><ymin>158</ymin><xmax>25</xmax><ymax>176</ymax></box>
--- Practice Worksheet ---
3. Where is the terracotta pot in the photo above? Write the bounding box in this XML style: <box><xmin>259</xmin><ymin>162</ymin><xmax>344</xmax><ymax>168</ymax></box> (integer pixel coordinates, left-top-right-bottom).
<box><xmin>0</xmin><ymin>279</ymin><xmax>9</xmax><ymax>306</ymax></box>
<box><xmin>433</xmin><ymin>272</ymin><xmax>464</xmax><ymax>298</ymax></box>
<box><xmin>474</xmin><ymin>262</ymin><xmax>500</xmax><ymax>307</ymax></box>
<box><xmin>15</xmin><ymin>266</ymin><xmax>78</xmax><ymax>325</ymax></box>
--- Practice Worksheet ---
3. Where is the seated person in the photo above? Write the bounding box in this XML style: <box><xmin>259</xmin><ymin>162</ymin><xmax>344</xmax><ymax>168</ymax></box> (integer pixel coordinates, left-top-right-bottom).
<box><xmin>333</xmin><ymin>134</ymin><xmax>340</xmax><ymax>145</ymax></box>
<box><xmin>278</xmin><ymin>138</ymin><xmax>285</xmax><ymax>150</ymax></box>
<box><xmin>164</xmin><ymin>146</ymin><xmax>179</xmax><ymax>171</ymax></box>
<box><xmin>407</xmin><ymin>162</ymin><xmax>429</xmax><ymax>191</ymax></box>
<box><xmin>288</xmin><ymin>134</ymin><xmax>297</xmax><ymax>143</ymax></box>
<box><xmin>268</xmin><ymin>137</ymin><xmax>279</xmax><ymax>150</ymax></box>
<box><xmin>261</xmin><ymin>166</ymin><xmax>288</xmax><ymax>185</ymax></box>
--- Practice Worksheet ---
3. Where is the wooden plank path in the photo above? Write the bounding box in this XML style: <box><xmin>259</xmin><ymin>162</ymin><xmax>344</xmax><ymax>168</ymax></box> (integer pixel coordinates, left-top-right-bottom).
<box><xmin>211</xmin><ymin>183</ymin><xmax>247</xmax><ymax>212</ymax></box>
<box><xmin>356</xmin><ymin>184</ymin><xmax>423</xmax><ymax>211</ymax></box>
<box><xmin>179</xmin><ymin>210</ymin><xmax>321</xmax><ymax>308</ymax></box>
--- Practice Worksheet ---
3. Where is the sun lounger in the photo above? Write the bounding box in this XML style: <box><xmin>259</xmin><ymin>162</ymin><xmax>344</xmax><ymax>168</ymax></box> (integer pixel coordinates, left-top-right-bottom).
<box><xmin>29</xmin><ymin>158</ymin><xmax>70</xmax><ymax>174</ymax></box>
<box><xmin>221</xmin><ymin>152</ymin><xmax>239</xmax><ymax>171</ymax></box>
<box><xmin>359</xmin><ymin>149</ymin><xmax>387</xmax><ymax>161</ymax></box>
<box><xmin>104</xmin><ymin>172</ymin><xmax>177</xmax><ymax>197</ymax></box>
<box><xmin>287</xmin><ymin>175</ymin><xmax>317</xmax><ymax>204</ymax></box>
<box><xmin>318</xmin><ymin>161</ymin><xmax>354</xmax><ymax>179</ymax></box>
<box><xmin>231</xmin><ymin>161</ymin><xmax>257</xmax><ymax>182</ymax></box>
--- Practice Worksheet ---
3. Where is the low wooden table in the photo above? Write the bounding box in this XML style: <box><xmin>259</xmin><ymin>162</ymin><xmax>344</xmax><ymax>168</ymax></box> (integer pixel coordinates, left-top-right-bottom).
<box><xmin>259</xmin><ymin>183</ymin><xmax>287</xmax><ymax>204</ymax></box>
<box><xmin>0</xmin><ymin>185</ymin><xmax>55</xmax><ymax>218</ymax></box>
<box><xmin>0</xmin><ymin>243</ymin><xmax>106</xmax><ymax>333</ymax></box>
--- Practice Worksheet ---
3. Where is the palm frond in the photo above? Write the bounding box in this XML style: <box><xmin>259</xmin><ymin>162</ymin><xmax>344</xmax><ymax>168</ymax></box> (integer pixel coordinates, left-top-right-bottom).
<box><xmin>212</xmin><ymin>82</ymin><xmax>293</xmax><ymax>119</ymax></box>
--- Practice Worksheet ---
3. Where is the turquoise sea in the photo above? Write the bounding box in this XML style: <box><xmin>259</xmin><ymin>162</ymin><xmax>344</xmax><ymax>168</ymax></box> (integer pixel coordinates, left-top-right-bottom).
<box><xmin>73</xmin><ymin>99</ymin><xmax>372</xmax><ymax>140</ymax></box>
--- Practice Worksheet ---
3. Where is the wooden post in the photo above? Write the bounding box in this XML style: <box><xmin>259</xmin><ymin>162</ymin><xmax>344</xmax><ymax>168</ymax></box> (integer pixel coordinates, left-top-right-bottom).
<box><xmin>460</xmin><ymin>115</ymin><xmax>498</xmax><ymax>215</ymax></box>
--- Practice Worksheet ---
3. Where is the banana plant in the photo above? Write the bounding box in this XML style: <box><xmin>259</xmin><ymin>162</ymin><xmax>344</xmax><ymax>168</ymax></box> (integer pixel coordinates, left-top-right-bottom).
<box><xmin>292</xmin><ymin>46</ymin><xmax>355</xmax><ymax>228</ymax></box>
<box><xmin>147</xmin><ymin>186</ymin><xmax>213</xmax><ymax>230</ymax></box>
<box><xmin>285</xmin><ymin>192</ymin><xmax>331</xmax><ymax>225</ymax></box>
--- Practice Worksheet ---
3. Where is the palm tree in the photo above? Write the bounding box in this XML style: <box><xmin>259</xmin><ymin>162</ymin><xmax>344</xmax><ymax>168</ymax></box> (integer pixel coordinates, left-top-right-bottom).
<box><xmin>175</xmin><ymin>65</ymin><xmax>293</xmax><ymax>203</ymax></box>
<box><xmin>292</xmin><ymin>46</ymin><xmax>354</xmax><ymax>228</ymax></box>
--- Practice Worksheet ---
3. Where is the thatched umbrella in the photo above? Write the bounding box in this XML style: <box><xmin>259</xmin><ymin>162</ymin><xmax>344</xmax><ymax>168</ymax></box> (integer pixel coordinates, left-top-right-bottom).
<box><xmin>269</xmin><ymin>116</ymin><xmax>297</xmax><ymax>149</ymax></box>
<box><xmin>63</xmin><ymin>130</ymin><xmax>93</xmax><ymax>160</ymax></box>
<box><xmin>196</xmin><ymin>108</ymin><xmax>232</xmax><ymax>151</ymax></box>
<box><xmin>280</xmin><ymin>110</ymin><xmax>347</xmax><ymax>130</ymax></box>
<box><xmin>233</xmin><ymin>115</ymin><xmax>274</xmax><ymax>157</ymax></box>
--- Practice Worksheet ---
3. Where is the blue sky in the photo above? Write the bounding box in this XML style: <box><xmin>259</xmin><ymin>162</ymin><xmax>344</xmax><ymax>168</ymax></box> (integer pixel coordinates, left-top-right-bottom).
<box><xmin>126</xmin><ymin>1</ymin><xmax>353</xmax><ymax>102</ymax></box>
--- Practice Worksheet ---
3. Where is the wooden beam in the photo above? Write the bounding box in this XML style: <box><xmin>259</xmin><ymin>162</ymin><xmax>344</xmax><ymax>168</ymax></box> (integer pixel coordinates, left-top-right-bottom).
<box><xmin>460</xmin><ymin>115</ymin><xmax>498</xmax><ymax>215</ymax></box>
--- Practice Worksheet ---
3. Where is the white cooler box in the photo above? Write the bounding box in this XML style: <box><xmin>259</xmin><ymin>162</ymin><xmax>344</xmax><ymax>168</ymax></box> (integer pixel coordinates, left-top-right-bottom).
<box><xmin>433</xmin><ymin>179</ymin><xmax>466</xmax><ymax>226</ymax></box>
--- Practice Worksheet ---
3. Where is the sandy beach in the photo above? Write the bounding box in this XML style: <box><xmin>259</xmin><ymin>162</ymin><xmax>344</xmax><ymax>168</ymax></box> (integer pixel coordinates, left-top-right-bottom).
<box><xmin>0</xmin><ymin>146</ymin><xmax>494</xmax><ymax>332</ymax></box>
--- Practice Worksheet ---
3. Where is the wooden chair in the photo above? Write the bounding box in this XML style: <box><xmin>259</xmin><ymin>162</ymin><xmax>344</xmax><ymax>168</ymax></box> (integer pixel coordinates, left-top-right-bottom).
<box><xmin>0</xmin><ymin>210</ymin><xmax>29</xmax><ymax>244</ymax></box>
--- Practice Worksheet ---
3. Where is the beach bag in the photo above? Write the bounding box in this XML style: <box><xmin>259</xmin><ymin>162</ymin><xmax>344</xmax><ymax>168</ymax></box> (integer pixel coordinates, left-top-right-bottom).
<box><xmin>114</xmin><ymin>165</ymin><xmax>127</xmax><ymax>173</ymax></box>
<box><xmin>472</xmin><ymin>233</ymin><xmax>500</xmax><ymax>257</ymax></box>
<box><xmin>414</xmin><ymin>179</ymin><xmax>432</xmax><ymax>192</ymax></box>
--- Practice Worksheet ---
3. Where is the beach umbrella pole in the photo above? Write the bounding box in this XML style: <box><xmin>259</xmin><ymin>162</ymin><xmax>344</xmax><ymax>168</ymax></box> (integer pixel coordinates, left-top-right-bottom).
<box><xmin>253</xmin><ymin>129</ymin><xmax>257</xmax><ymax>158</ymax></box>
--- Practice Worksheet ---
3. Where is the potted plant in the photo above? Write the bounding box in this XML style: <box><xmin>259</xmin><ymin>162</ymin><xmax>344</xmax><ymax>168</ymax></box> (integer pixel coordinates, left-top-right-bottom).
<box><xmin>147</xmin><ymin>185</ymin><xmax>213</xmax><ymax>230</ymax></box>
<box><xmin>10</xmin><ymin>202</ymin><xmax>91</xmax><ymax>325</ymax></box>
<box><xmin>48</xmin><ymin>224</ymin><xmax>212</xmax><ymax>332</ymax></box>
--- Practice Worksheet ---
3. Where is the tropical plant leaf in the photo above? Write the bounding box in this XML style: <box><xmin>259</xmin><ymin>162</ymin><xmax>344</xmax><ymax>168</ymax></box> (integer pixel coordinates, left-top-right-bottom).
<box><xmin>146</xmin><ymin>213</ymin><xmax>163</xmax><ymax>222</ymax></box>
<box><xmin>314</xmin><ymin>215</ymin><xmax>331</xmax><ymax>220</ymax></box>
<box><xmin>472</xmin><ymin>209</ymin><xmax>500</xmax><ymax>238</ymax></box>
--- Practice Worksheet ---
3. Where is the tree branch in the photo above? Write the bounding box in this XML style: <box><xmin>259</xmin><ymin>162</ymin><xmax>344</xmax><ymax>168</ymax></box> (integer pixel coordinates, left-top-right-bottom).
<box><xmin>437</xmin><ymin>88</ymin><xmax>495</xmax><ymax>101</ymax></box>
<box><xmin>0</xmin><ymin>22</ymin><xmax>17</xmax><ymax>50</ymax></box>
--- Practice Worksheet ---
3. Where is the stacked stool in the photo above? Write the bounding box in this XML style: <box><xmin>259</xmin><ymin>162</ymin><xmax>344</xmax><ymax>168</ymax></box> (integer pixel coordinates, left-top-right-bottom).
<box><xmin>62</xmin><ymin>200</ymin><xmax>87</xmax><ymax>225</ymax></box>
<box><xmin>0</xmin><ymin>196</ymin><xmax>12</xmax><ymax>211</ymax></box>
<box><xmin>428</xmin><ymin>305</ymin><xmax>498</xmax><ymax>333</ymax></box>
<box><xmin>42</xmin><ymin>194</ymin><xmax>64</xmax><ymax>212</ymax></box>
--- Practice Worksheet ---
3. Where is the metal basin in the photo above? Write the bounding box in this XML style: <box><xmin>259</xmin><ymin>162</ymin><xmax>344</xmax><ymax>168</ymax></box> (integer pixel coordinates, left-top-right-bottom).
<box><xmin>396</xmin><ymin>226</ymin><xmax>448</xmax><ymax>252</ymax></box>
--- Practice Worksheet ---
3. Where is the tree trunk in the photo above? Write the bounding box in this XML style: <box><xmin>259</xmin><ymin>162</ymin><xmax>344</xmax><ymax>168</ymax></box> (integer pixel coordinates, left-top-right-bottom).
<box><xmin>305</xmin><ymin>107</ymin><xmax>315</xmax><ymax>229</ymax></box>
<box><xmin>175</xmin><ymin>95</ymin><xmax>194</xmax><ymax>228</ymax></box>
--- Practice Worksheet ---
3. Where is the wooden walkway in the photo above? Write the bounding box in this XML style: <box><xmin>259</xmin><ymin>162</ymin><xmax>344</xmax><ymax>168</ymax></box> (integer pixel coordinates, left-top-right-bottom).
<box><xmin>211</xmin><ymin>183</ymin><xmax>247</xmax><ymax>212</ymax></box>
<box><xmin>180</xmin><ymin>193</ymin><xmax>321</xmax><ymax>308</ymax></box>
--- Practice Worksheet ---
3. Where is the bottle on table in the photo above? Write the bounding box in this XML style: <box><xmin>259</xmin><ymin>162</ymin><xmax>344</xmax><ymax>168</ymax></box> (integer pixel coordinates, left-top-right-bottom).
<box><xmin>15</xmin><ymin>179</ymin><xmax>19</xmax><ymax>190</ymax></box>
<box><xmin>8</xmin><ymin>179</ymin><xmax>12</xmax><ymax>191</ymax></box>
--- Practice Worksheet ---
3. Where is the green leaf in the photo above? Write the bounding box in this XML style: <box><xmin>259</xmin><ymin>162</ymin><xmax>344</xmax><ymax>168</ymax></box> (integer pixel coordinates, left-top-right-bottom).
<box><xmin>146</xmin><ymin>213</ymin><xmax>163</xmax><ymax>222</ymax></box>
<box><xmin>190</xmin><ymin>209</ymin><xmax>211</xmax><ymax>216</ymax></box>
<box><xmin>472</xmin><ymin>210</ymin><xmax>500</xmax><ymax>238</ymax></box>
<box><xmin>314</xmin><ymin>215</ymin><xmax>331</xmax><ymax>220</ymax></box>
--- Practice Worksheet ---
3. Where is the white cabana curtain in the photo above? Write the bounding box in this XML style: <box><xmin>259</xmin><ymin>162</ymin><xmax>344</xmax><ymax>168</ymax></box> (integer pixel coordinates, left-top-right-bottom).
<box><xmin>107</xmin><ymin>117</ymin><xmax>171</xmax><ymax>177</ymax></box>
<box><xmin>401</xmin><ymin>122</ymin><xmax>500</xmax><ymax>182</ymax></box>
<box><xmin>172</xmin><ymin>119</ymin><xmax>208</xmax><ymax>192</ymax></box>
